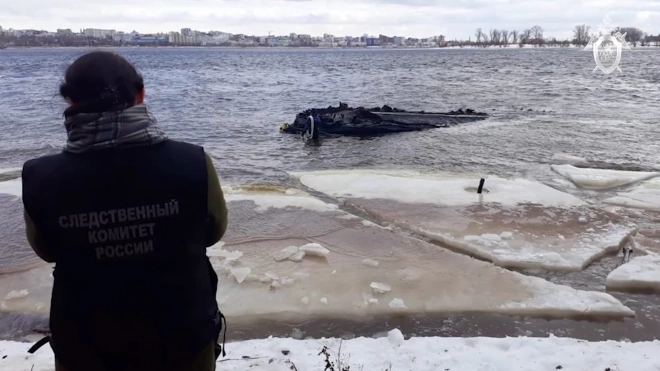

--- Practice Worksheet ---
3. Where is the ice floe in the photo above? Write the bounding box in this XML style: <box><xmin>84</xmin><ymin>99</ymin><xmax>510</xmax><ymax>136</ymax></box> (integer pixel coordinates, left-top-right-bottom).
<box><xmin>295</xmin><ymin>170</ymin><xmax>635</xmax><ymax>271</ymax></box>
<box><xmin>0</xmin><ymin>188</ymin><xmax>634</xmax><ymax>324</ymax></box>
<box><xmin>295</xmin><ymin>169</ymin><xmax>586</xmax><ymax>207</ymax></box>
<box><xmin>0</xmin><ymin>178</ymin><xmax>22</xmax><ymax>198</ymax></box>
<box><xmin>604</xmin><ymin>177</ymin><xmax>660</xmax><ymax>212</ymax></box>
<box><xmin>551</xmin><ymin>164</ymin><xmax>660</xmax><ymax>190</ymax></box>
<box><xmin>607</xmin><ymin>254</ymin><xmax>660</xmax><ymax>293</ymax></box>
<box><xmin>550</xmin><ymin>153</ymin><xmax>588</xmax><ymax>165</ymax></box>
<box><xmin>224</xmin><ymin>190</ymin><xmax>338</xmax><ymax>213</ymax></box>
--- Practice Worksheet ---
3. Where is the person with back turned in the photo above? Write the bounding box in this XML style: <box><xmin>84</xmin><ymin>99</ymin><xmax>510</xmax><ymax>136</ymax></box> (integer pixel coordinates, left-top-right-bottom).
<box><xmin>20</xmin><ymin>50</ymin><xmax>229</xmax><ymax>371</ymax></box>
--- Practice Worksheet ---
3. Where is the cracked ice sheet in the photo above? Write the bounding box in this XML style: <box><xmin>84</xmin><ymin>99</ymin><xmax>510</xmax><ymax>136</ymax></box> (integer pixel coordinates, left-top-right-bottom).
<box><xmin>551</xmin><ymin>164</ymin><xmax>660</xmax><ymax>190</ymax></box>
<box><xmin>294</xmin><ymin>170</ymin><xmax>636</xmax><ymax>271</ymax></box>
<box><xmin>604</xmin><ymin>177</ymin><xmax>660</xmax><ymax>212</ymax></box>
<box><xmin>607</xmin><ymin>254</ymin><xmax>660</xmax><ymax>293</ymax></box>
<box><xmin>0</xmin><ymin>190</ymin><xmax>633</xmax><ymax>323</ymax></box>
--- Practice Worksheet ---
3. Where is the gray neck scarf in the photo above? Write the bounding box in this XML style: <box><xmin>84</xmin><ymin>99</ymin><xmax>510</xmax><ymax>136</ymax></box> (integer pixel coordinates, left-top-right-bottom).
<box><xmin>63</xmin><ymin>104</ymin><xmax>168</xmax><ymax>154</ymax></box>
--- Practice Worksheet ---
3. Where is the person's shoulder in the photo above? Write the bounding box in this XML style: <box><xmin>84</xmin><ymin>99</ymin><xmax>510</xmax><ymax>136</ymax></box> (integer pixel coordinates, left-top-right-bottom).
<box><xmin>159</xmin><ymin>139</ymin><xmax>205</xmax><ymax>153</ymax></box>
<box><xmin>22</xmin><ymin>153</ymin><xmax>64</xmax><ymax>173</ymax></box>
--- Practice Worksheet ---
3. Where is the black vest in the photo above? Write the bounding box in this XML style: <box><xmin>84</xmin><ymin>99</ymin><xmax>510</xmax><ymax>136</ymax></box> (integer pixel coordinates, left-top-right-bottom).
<box><xmin>22</xmin><ymin>140</ymin><xmax>218</xmax><ymax>370</ymax></box>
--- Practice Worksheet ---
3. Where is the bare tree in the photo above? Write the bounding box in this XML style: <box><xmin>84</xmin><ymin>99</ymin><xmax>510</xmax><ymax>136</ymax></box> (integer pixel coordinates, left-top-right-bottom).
<box><xmin>520</xmin><ymin>29</ymin><xmax>532</xmax><ymax>44</ymax></box>
<box><xmin>489</xmin><ymin>29</ymin><xmax>502</xmax><ymax>45</ymax></box>
<box><xmin>501</xmin><ymin>29</ymin><xmax>509</xmax><ymax>46</ymax></box>
<box><xmin>618</xmin><ymin>27</ymin><xmax>644</xmax><ymax>46</ymax></box>
<box><xmin>572</xmin><ymin>24</ymin><xmax>590</xmax><ymax>46</ymax></box>
<box><xmin>531</xmin><ymin>25</ymin><xmax>544</xmax><ymax>44</ymax></box>
<box><xmin>475</xmin><ymin>28</ymin><xmax>483</xmax><ymax>44</ymax></box>
<box><xmin>511</xmin><ymin>30</ymin><xmax>518</xmax><ymax>44</ymax></box>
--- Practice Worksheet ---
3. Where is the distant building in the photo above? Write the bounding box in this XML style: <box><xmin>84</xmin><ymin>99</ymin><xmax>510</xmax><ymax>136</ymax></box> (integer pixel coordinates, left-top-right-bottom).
<box><xmin>131</xmin><ymin>35</ymin><xmax>168</xmax><ymax>46</ymax></box>
<box><xmin>83</xmin><ymin>28</ymin><xmax>115</xmax><ymax>39</ymax></box>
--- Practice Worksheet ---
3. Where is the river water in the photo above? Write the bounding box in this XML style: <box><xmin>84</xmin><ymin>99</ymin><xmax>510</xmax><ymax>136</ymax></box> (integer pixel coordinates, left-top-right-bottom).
<box><xmin>0</xmin><ymin>47</ymin><xmax>659</xmax><ymax>342</ymax></box>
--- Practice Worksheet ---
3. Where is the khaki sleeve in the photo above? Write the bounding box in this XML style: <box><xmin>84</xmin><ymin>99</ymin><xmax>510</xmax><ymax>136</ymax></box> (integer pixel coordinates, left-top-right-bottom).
<box><xmin>23</xmin><ymin>209</ymin><xmax>56</xmax><ymax>263</ymax></box>
<box><xmin>205</xmin><ymin>153</ymin><xmax>228</xmax><ymax>245</ymax></box>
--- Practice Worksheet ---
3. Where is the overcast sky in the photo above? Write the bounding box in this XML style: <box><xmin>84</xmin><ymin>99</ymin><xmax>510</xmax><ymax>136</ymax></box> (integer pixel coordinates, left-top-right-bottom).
<box><xmin>2</xmin><ymin>0</ymin><xmax>659</xmax><ymax>39</ymax></box>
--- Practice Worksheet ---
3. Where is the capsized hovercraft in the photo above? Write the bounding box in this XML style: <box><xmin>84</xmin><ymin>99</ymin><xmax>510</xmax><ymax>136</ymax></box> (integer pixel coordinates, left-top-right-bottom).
<box><xmin>279</xmin><ymin>102</ymin><xmax>488</xmax><ymax>137</ymax></box>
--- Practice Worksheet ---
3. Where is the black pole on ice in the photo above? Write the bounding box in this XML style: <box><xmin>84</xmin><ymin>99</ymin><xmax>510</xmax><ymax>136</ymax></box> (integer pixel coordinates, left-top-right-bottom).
<box><xmin>477</xmin><ymin>178</ymin><xmax>485</xmax><ymax>194</ymax></box>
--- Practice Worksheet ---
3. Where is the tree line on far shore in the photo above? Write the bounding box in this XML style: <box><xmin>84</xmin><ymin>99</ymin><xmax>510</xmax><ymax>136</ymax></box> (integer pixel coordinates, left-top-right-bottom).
<box><xmin>450</xmin><ymin>25</ymin><xmax>659</xmax><ymax>47</ymax></box>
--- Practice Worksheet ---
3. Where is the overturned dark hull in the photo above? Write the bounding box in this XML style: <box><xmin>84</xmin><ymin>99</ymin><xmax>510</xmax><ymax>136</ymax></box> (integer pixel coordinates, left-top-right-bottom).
<box><xmin>280</xmin><ymin>103</ymin><xmax>488</xmax><ymax>137</ymax></box>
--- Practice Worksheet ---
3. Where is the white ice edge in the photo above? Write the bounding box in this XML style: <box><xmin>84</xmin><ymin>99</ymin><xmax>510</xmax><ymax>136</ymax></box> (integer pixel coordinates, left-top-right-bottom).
<box><xmin>0</xmin><ymin>178</ymin><xmax>22</xmax><ymax>198</ymax></box>
<box><xmin>2</xmin><ymin>334</ymin><xmax>660</xmax><ymax>370</ymax></box>
<box><xmin>224</xmin><ymin>193</ymin><xmax>339</xmax><ymax>212</ymax></box>
<box><xmin>293</xmin><ymin>169</ymin><xmax>587</xmax><ymax>207</ymax></box>
<box><xmin>603</xmin><ymin>177</ymin><xmax>660</xmax><ymax>212</ymax></box>
<box><xmin>416</xmin><ymin>224</ymin><xmax>636</xmax><ymax>271</ymax></box>
<box><xmin>607</xmin><ymin>254</ymin><xmax>660</xmax><ymax>292</ymax></box>
<box><xmin>551</xmin><ymin>164</ymin><xmax>660</xmax><ymax>190</ymax></box>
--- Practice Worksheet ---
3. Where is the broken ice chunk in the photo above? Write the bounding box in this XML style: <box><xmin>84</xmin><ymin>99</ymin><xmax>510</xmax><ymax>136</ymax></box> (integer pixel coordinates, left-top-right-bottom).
<box><xmin>266</xmin><ymin>272</ymin><xmax>280</xmax><ymax>281</ymax></box>
<box><xmin>389</xmin><ymin>298</ymin><xmax>407</xmax><ymax>309</ymax></box>
<box><xmin>481</xmin><ymin>233</ymin><xmax>502</xmax><ymax>242</ymax></box>
<box><xmin>370</xmin><ymin>282</ymin><xmax>392</xmax><ymax>295</ymax></box>
<box><xmin>207</xmin><ymin>249</ymin><xmax>243</xmax><ymax>261</ymax></box>
<box><xmin>299</xmin><ymin>243</ymin><xmax>330</xmax><ymax>257</ymax></box>
<box><xmin>362</xmin><ymin>259</ymin><xmax>380</xmax><ymax>267</ymax></box>
<box><xmin>320</xmin><ymin>297</ymin><xmax>328</xmax><ymax>305</ymax></box>
<box><xmin>272</xmin><ymin>246</ymin><xmax>299</xmax><ymax>262</ymax></box>
<box><xmin>387</xmin><ymin>329</ymin><xmax>405</xmax><ymax>346</ymax></box>
<box><xmin>4</xmin><ymin>290</ymin><xmax>28</xmax><ymax>300</ymax></box>
<box><xmin>500</xmin><ymin>231</ymin><xmax>513</xmax><ymax>239</ymax></box>
<box><xmin>289</xmin><ymin>251</ymin><xmax>306</xmax><ymax>262</ymax></box>
<box><xmin>230</xmin><ymin>267</ymin><xmax>251</xmax><ymax>284</ymax></box>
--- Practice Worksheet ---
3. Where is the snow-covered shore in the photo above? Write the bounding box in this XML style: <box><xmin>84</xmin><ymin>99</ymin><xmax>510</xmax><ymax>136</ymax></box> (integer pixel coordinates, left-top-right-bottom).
<box><xmin>2</xmin><ymin>330</ymin><xmax>659</xmax><ymax>370</ymax></box>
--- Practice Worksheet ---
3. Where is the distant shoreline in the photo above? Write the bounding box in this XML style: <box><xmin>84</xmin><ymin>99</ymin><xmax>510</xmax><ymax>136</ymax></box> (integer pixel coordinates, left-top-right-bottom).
<box><xmin>3</xmin><ymin>44</ymin><xmax>660</xmax><ymax>51</ymax></box>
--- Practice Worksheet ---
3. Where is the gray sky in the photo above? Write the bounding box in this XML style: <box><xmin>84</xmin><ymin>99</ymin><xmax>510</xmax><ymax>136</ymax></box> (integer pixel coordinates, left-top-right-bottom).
<box><xmin>2</xmin><ymin>0</ymin><xmax>659</xmax><ymax>39</ymax></box>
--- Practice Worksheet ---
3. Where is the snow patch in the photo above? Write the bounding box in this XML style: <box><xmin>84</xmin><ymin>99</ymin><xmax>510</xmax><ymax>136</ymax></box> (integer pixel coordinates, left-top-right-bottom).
<box><xmin>551</xmin><ymin>164</ymin><xmax>660</xmax><ymax>190</ymax></box>
<box><xmin>1</xmin><ymin>335</ymin><xmax>659</xmax><ymax>371</ymax></box>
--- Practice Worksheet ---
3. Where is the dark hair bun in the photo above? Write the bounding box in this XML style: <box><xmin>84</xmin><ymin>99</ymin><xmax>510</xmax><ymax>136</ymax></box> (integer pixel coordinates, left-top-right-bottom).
<box><xmin>60</xmin><ymin>51</ymin><xmax>144</xmax><ymax>118</ymax></box>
